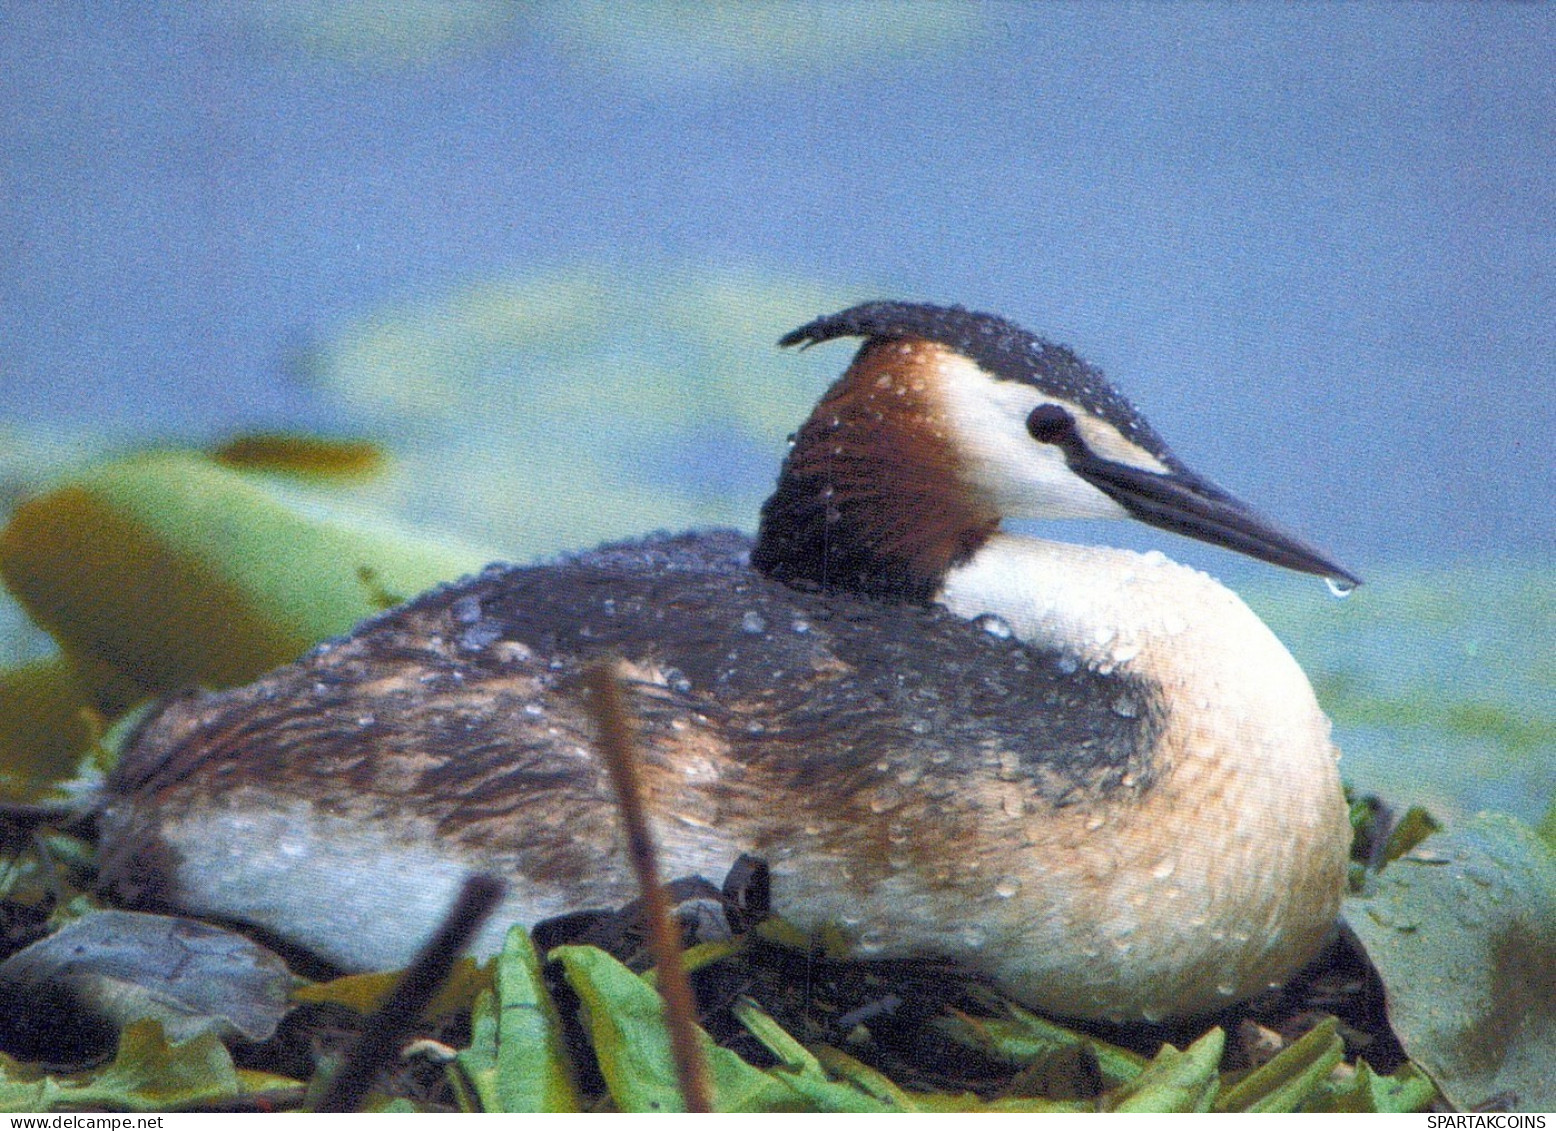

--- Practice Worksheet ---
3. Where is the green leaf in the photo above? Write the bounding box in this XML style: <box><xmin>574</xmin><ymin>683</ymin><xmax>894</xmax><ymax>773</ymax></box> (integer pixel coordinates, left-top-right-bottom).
<box><xmin>645</xmin><ymin>938</ymin><xmax>741</xmax><ymax>980</ymax></box>
<box><xmin>295</xmin><ymin>956</ymin><xmax>491</xmax><ymax>1022</ymax></box>
<box><xmin>0</xmin><ymin>826</ymin><xmax>93</xmax><ymax>914</ymax></box>
<box><xmin>0</xmin><ymin>1056</ymin><xmax>56</xmax><ymax>1114</ymax></box>
<box><xmin>1346</xmin><ymin>811</ymin><xmax>1556</xmax><ymax>1112</ymax></box>
<box><xmin>370</xmin><ymin>1097</ymin><xmax>422</xmax><ymax>1113</ymax></box>
<box><xmin>1381</xmin><ymin>807</ymin><xmax>1443</xmax><ymax>867</ymax></box>
<box><xmin>1305</xmin><ymin>1059</ymin><xmax>1438</xmax><ymax>1113</ymax></box>
<box><xmin>0</xmin><ymin>655</ymin><xmax>99</xmax><ymax>803</ymax></box>
<box><xmin>233</xmin><ymin>1067</ymin><xmax>307</xmax><ymax>1106</ymax></box>
<box><xmin>1102</xmin><ymin>1028</ymin><xmax>1224</xmax><ymax>1113</ymax></box>
<box><xmin>730</xmin><ymin>998</ymin><xmax>894</xmax><ymax>1112</ymax></box>
<box><xmin>0</xmin><ymin>453</ymin><xmax>494</xmax><ymax>707</ymax></box>
<box><xmin>44</xmin><ymin>1020</ymin><xmax>239</xmax><ymax>1107</ymax></box>
<box><xmin>306</xmin><ymin>266</ymin><xmax>861</xmax><ymax>560</ymax></box>
<box><xmin>552</xmin><ymin>944</ymin><xmax>797</xmax><ymax>1113</ymax></box>
<box><xmin>934</xmin><ymin>1003</ymin><xmax>1147</xmax><ymax>1088</ymax></box>
<box><xmin>728</xmin><ymin>996</ymin><xmax>825</xmax><ymax>1077</ymax></box>
<box><xmin>909</xmin><ymin>1089</ymin><xmax>1090</xmax><ymax>1113</ymax></box>
<box><xmin>1215</xmin><ymin>1017</ymin><xmax>1344</xmax><ymax>1112</ymax></box>
<box><xmin>728</xmin><ymin>993</ymin><xmax>1086</xmax><ymax>1113</ymax></box>
<box><xmin>818</xmin><ymin>1041</ymin><xmax>1087</xmax><ymax>1113</ymax></box>
<box><xmin>805</xmin><ymin>1046</ymin><xmax>916</xmax><ymax>1111</ymax></box>
<box><xmin>455</xmin><ymin>927</ymin><xmax>579</xmax><ymax>1113</ymax></box>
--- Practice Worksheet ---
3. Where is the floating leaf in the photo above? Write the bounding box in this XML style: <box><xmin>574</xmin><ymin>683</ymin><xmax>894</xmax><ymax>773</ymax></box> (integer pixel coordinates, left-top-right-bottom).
<box><xmin>1215</xmin><ymin>1017</ymin><xmax>1344</xmax><ymax>1113</ymax></box>
<box><xmin>0</xmin><ymin>910</ymin><xmax>295</xmax><ymax>1044</ymax></box>
<box><xmin>1346</xmin><ymin>812</ymin><xmax>1556</xmax><ymax>1112</ymax></box>
<box><xmin>307</xmin><ymin>266</ymin><xmax>856</xmax><ymax>557</ymax></box>
<box><xmin>0</xmin><ymin>655</ymin><xmax>98</xmax><ymax>802</ymax></box>
<box><xmin>545</xmin><ymin>2</ymin><xmax>978</xmax><ymax>84</ymax></box>
<box><xmin>0</xmin><ymin>453</ymin><xmax>494</xmax><ymax>705</ymax></box>
<box><xmin>1101</xmin><ymin>1029</ymin><xmax>1224</xmax><ymax>1113</ymax></box>
<box><xmin>224</xmin><ymin>2</ymin><xmax>523</xmax><ymax>70</ymax></box>
<box><xmin>455</xmin><ymin>927</ymin><xmax>579</xmax><ymax>1113</ymax></box>
<box><xmin>210</xmin><ymin>433</ymin><xmax>387</xmax><ymax>481</ymax></box>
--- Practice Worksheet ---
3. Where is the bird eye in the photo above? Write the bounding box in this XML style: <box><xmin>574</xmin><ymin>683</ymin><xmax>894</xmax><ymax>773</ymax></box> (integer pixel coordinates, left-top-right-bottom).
<box><xmin>1026</xmin><ymin>404</ymin><xmax>1074</xmax><ymax>444</ymax></box>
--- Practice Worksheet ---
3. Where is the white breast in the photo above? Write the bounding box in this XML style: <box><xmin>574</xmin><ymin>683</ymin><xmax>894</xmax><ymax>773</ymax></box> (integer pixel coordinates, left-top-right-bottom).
<box><xmin>936</xmin><ymin>533</ymin><xmax>1350</xmax><ymax>1019</ymax></box>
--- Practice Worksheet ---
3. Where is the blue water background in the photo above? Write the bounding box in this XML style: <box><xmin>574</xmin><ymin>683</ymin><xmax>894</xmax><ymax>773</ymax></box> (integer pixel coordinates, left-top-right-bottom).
<box><xmin>0</xmin><ymin>4</ymin><xmax>1550</xmax><ymax>822</ymax></box>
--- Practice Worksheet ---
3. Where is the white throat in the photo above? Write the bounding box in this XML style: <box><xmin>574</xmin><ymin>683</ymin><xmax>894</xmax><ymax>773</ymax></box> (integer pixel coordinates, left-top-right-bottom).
<box><xmin>935</xmin><ymin>531</ymin><xmax>1329</xmax><ymax>742</ymax></box>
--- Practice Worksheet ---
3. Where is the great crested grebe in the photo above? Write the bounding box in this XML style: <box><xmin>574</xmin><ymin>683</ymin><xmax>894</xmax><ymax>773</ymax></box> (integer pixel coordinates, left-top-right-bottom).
<box><xmin>97</xmin><ymin>301</ymin><xmax>1359</xmax><ymax>1022</ymax></box>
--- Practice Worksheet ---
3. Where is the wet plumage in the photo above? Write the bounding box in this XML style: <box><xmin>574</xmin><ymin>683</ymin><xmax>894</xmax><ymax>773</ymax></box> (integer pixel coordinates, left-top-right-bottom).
<box><xmin>97</xmin><ymin>302</ymin><xmax>1356</xmax><ymax>1021</ymax></box>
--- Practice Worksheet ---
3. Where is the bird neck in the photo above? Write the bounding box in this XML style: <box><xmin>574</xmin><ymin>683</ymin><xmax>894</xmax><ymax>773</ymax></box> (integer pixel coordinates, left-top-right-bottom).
<box><xmin>934</xmin><ymin>531</ymin><xmax>1318</xmax><ymax>710</ymax></box>
<box><xmin>751</xmin><ymin>339</ymin><xmax>1000</xmax><ymax>601</ymax></box>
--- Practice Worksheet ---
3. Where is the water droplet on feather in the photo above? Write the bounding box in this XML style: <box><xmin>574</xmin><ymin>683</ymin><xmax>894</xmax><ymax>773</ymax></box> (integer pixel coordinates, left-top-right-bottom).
<box><xmin>458</xmin><ymin>622</ymin><xmax>502</xmax><ymax>651</ymax></box>
<box><xmin>856</xmin><ymin>931</ymin><xmax>887</xmax><ymax>955</ymax></box>
<box><xmin>973</xmin><ymin>613</ymin><xmax>1013</xmax><ymax>639</ymax></box>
